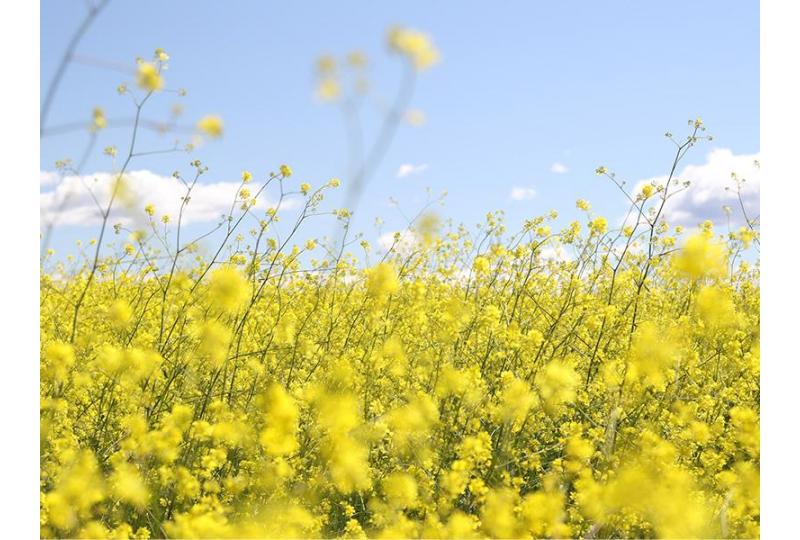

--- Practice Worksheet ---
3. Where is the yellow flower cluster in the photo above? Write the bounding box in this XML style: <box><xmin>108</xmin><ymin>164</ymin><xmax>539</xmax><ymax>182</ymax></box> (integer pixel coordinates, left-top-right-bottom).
<box><xmin>40</xmin><ymin>194</ymin><xmax>759</xmax><ymax>538</ymax></box>
<box><xmin>136</xmin><ymin>63</ymin><xmax>163</xmax><ymax>92</ymax></box>
<box><xmin>387</xmin><ymin>27</ymin><xmax>440</xmax><ymax>70</ymax></box>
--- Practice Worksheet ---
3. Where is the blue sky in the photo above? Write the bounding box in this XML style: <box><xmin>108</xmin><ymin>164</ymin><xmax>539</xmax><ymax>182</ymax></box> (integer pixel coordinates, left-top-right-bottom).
<box><xmin>40</xmin><ymin>0</ymin><xmax>759</xmax><ymax>255</ymax></box>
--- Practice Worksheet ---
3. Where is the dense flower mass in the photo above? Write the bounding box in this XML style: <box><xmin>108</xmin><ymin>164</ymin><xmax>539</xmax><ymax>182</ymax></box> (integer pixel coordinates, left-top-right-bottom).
<box><xmin>40</xmin><ymin>173</ymin><xmax>760</xmax><ymax>538</ymax></box>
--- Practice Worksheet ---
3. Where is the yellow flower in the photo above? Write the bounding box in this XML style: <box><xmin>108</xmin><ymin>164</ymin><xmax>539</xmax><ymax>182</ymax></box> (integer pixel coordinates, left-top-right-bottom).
<box><xmin>195</xmin><ymin>320</ymin><xmax>232</xmax><ymax>369</ymax></box>
<box><xmin>387</xmin><ymin>26</ymin><xmax>440</xmax><ymax>70</ymax></box>
<box><xmin>536</xmin><ymin>360</ymin><xmax>579</xmax><ymax>411</ymax></box>
<box><xmin>91</xmin><ymin>107</ymin><xmax>107</xmax><ymax>130</ymax></box>
<box><xmin>154</xmin><ymin>47</ymin><xmax>169</xmax><ymax>62</ymax></box>
<box><xmin>43</xmin><ymin>450</ymin><xmax>105</xmax><ymax>531</ymax></box>
<box><xmin>382</xmin><ymin>472</ymin><xmax>418</xmax><ymax>509</ymax></box>
<box><xmin>280</xmin><ymin>164</ymin><xmax>293</xmax><ymax>177</ymax></box>
<box><xmin>589</xmin><ymin>216</ymin><xmax>608</xmax><ymax>235</ymax></box>
<box><xmin>347</xmin><ymin>50</ymin><xmax>367</xmax><ymax>68</ymax></box>
<box><xmin>520</xmin><ymin>488</ymin><xmax>569</xmax><ymax>538</ymax></box>
<box><xmin>111</xmin><ymin>463</ymin><xmax>150</xmax><ymax>509</ymax></box>
<box><xmin>417</xmin><ymin>212</ymin><xmax>441</xmax><ymax>244</ymax></box>
<box><xmin>673</xmin><ymin>232</ymin><xmax>727</xmax><ymax>280</ymax></box>
<box><xmin>695</xmin><ymin>285</ymin><xmax>737</xmax><ymax>328</ymax></box>
<box><xmin>197</xmin><ymin>115</ymin><xmax>224</xmax><ymax>138</ymax></box>
<box><xmin>629</xmin><ymin>321</ymin><xmax>679</xmax><ymax>390</ymax></box>
<box><xmin>729</xmin><ymin>406</ymin><xmax>759</xmax><ymax>457</ymax></box>
<box><xmin>316</xmin><ymin>78</ymin><xmax>340</xmax><ymax>101</ymax></box>
<box><xmin>495</xmin><ymin>373</ymin><xmax>538</xmax><ymax>426</ymax></box>
<box><xmin>260</xmin><ymin>384</ymin><xmax>300</xmax><ymax>457</ymax></box>
<box><xmin>107</xmin><ymin>299</ymin><xmax>133</xmax><ymax>329</ymax></box>
<box><xmin>365</xmin><ymin>262</ymin><xmax>399</xmax><ymax>298</ymax></box>
<box><xmin>207</xmin><ymin>266</ymin><xmax>249</xmax><ymax>313</ymax></box>
<box><xmin>43</xmin><ymin>342</ymin><xmax>76</xmax><ymax>384</ymax></box>
<box><xmin>481</xmin><ymin>488</ymin><xmax>519</xmax><ymax>538</ymax></box>
<box><xmin>473</xmin><ymin>255</ymin><xmax>490</xmax><ymax>275</ymax></box>
<box><xmin>316</xmin><ymin>55</ymin><xmax>336</xmax><ymax>75</ymax></box>
<box><xmin>136</xmin><ymin>62</ymin><xmax>164</xmax><ymax>92</ymax></box>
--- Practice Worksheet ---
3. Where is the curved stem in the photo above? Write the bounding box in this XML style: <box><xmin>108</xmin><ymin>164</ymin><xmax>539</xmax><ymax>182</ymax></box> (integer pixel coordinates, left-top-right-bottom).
<box><xmin>40</xmin><ymin>0</ymin><xmax>111</xmax><ymax>135</ymax></box>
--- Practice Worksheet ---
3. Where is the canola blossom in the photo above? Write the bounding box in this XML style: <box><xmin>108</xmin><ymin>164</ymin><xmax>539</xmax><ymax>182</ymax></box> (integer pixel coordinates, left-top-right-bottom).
<box><xmin>40</xmin><ymin>43</ymin><xmax>759</xmax><ymax>540</ymax></box>
<box><xmin>40</xmin><ymin>207</ymin><xmax>760</xmax><ymax>538</ymax></box>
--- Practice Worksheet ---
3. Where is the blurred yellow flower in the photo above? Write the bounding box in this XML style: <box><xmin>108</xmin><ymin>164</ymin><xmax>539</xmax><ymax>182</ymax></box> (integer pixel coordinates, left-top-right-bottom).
<box><xmin>196</xmin><ymin>115</ymin><xmax>224</xmax><ymax>138</ymax></box>
<box><xmin>136</xmin><ymin>62</ymin><xmax>164</xmax><ymax>91</ymax></box>
<box><xmin>387</xmin><ymin>26</ymin><xmax>440</xmax><ymax>70</ymax></box>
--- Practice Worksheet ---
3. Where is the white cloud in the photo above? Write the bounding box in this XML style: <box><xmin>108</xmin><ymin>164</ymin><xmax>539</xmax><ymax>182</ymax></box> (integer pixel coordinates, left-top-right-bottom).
<box><xmin>510</xmin><ymin>186</ymin><xmax>536</xmax><ymax>201</ymax></box>
<box><xmin>378</xmin><ymin>230</ymin><xmax>418</xmax><ymax>256</ymax></box>
<box><xmin>550</xmin><ymin>162</ymin><xmax>569</xmax><ymax>174</ymax></box>
<box><xmin>632</xmin><ymin>148</ymin><xmax>760</xmax><ymax>227</ymax></box>
<box><xmin>396</xmin><ymin>163</ymin><xmax>428</xmax><ymax>178</ymax></box>
<box><xmin>40</xmin><ymin>169</ymin><xmax>297</xmax><ymax>228</ymax></box>
<box><xmin>40</xmin><ymin>170</ymin><xmax>60</xmax><ymax>186</ymax></box>
<box><xmin>539</xmin><ymin>245</ymin><xmax>573</xmax><ymax>262</ymax></box>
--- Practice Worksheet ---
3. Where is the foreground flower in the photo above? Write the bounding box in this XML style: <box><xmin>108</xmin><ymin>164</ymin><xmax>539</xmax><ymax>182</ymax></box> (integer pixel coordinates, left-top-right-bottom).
<box><xmin>136</xmin><ymin>62</ymin><xmax>164</xmax><ymax>92</ymax></box>
<box><xmin>388</xmin><ymin>26</ymin><xmax>440</xmax><ymax>70</ymax></box>
<box><xmin>196</xmin><ymin>115</ymin><xmax>224</xmax><ymax>138</ymax></box>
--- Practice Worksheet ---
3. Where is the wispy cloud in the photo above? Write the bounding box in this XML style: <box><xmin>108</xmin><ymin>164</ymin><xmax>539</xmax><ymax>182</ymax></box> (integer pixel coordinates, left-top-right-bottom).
<box><xmin>510</xmin><ymin>186</ymin><xmax>536</xmax><ymax>201</ymax></box>
<box><xmin>550</xmin><ymin>162</ymin><xmax>569</xmax><ymax>174</ymax></box>
<box><xmin>378</xmin><ymin>230</ymin><xmax>418</xmax><ymax>255</ymax></box>
<box><xmin>539</xmin><ymin>245</ymin><xmax>573</xmax><ymax>262</ymax></box>
<box><xmin>40</xmin><ymin>169</ymin><xmax>298</xmax><ymax>228</ymax></box>
<box><xmin>396</xmin><ymin>163</ymin><xmax>428</xmax><ymax>178</ymax></box>
<box><xmin>631</xmin><ymin>148</ymin><xmax>760</xmax><ymax>227</ymax></box>
<box><xmin>40</xmin><ymin>170</ymin><xmax>59</xmax><ymax>186</ymax></box>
